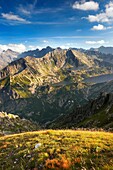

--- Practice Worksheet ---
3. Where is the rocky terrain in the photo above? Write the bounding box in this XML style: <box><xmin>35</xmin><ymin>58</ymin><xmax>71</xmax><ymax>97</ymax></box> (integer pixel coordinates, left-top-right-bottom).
<box><xmin>0</xmin><ymin>112</ymin><xmax>39</xmax><ymax>135</ymax></box>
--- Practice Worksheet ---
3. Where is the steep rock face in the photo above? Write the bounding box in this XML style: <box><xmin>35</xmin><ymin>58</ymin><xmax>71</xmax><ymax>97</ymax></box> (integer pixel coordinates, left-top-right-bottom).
<box><xmin>70</xmin><ymin>50</ymin><xmax>94</xmax><ymax>67</ymax></box>
<box><xmin>0</xmin><ymin>58</ymin><xmax>26</xmax><ymax>79</ymax></box>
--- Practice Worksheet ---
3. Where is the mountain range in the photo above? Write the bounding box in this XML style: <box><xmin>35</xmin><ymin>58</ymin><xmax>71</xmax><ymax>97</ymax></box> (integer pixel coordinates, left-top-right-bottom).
<box><xmin>1</xmin><ymin>46</ymin><xmax>113</xmax><ymax>70</ymax></box>
<box><xmin>0</xmin><ymin>46</ymin><xmax>54</xmax><ymax>70</ymax></box>
<box><xmin>90</xmin><ymin>46</ymin><xmax>113</xmax><ymax>55</ymax></box>
<box><xmin>0</xmin><ymin>46</ymin><xmax>113</xmax><ymax>127</ymax></box>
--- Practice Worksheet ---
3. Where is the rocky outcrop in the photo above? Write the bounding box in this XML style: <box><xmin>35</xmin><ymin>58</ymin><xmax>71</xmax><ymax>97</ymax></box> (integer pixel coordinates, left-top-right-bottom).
<box><xmin>0</xmin><ymin>112</ymin><xmax>39</xmax><ymax>135</ymax></box>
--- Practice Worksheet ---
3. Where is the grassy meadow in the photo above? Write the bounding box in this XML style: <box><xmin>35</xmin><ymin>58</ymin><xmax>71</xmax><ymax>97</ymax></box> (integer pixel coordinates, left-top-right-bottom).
<box><xmin>0</xmin><ymin>130</ymin><xmax>113</xmax><ymax>170</ymax></box>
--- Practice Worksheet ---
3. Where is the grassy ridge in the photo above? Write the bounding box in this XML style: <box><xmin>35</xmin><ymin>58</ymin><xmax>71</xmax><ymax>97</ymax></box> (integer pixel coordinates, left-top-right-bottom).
<box><xmin>0</xmin><ymin>130</ymin><xmax>113</xmax><ymax>170</ymax></box>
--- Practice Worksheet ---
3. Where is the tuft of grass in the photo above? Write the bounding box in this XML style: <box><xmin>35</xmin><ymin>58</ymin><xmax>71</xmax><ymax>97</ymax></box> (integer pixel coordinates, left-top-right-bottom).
<box><xmin>0</xmin><ymin>130</ymin><xmax>113</xmax><ymax>170</ymax></box>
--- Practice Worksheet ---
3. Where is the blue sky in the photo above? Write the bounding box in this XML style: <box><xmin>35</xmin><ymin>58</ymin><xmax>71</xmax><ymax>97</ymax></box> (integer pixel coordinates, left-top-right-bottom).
<box><xmin>0</xmin><ymin>0</ymin><xmax>113</xmax><ymax>52</ymax></box>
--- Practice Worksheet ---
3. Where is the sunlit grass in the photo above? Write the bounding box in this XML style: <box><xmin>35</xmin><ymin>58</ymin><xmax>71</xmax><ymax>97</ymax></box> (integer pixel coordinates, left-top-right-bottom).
<box><xmin>0</xmin><ymin>130</ymin><xmax>113</xmax><ymax>170</ymax></box>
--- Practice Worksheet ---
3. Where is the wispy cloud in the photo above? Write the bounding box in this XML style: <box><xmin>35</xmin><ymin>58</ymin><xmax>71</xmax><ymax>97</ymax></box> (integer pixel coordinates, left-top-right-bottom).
<box><xmin>21</xmin><ymin>36</ymin><xmax>102</xmax><ymax>41</ymax></box>
<box><xmin>17</xmin><ymin>0</ymin><xmax>37</xmax><ymax>16</ymax></box>
<box><xmin>17</xmin><ymin>1</ymin><xmax>63</xmax><ymax>16</ymax></box>
<box><xmin>85</xmin><ymin>40</ymin><xmax>108</xmax><ymax>45</ymax></box>
<box><xmin>72</xmin><ymin>0</ymin><xmax>99</xmax><ymax>11</ymax></box>
<box><xmin>1</xmin><ymin>13</ymin><xmax>31</xmax><ymax>24</ymax></box>
<box><xmin>50</xmin><ymin>36</ymin><xmax>102</xmax><ymax>39</ymax></box>
<box><xmin>86</xmin><ymin>1</ymin><xmax>113</xmax><ymax>23</ymax></box>
<box><xmin>32</xmin><ymin>21</ymin><xmax>66</xmax><ymax>25</ymax></box>
<box><xmin>0</xmin><ymin>13</ymin><xmax>66</xmax><ymax>25</ymax></box>
<box><xmin>1</xmin><ymin>12</ymin><xmax>63</xmax><ymax>25</ymax></box>
<box><xmin>17</xmin><ymin>5</ymin><xmax>31</xmax><ymax>15</ymax></box>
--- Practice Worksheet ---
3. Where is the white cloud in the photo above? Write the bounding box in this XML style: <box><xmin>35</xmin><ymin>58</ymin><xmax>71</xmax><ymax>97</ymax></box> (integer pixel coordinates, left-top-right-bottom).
<box><xmin>28</xmin><ymin>45</ymin><xmax>42</xmax><ymax>50</ymax></box>
<box><xmin>0</xmin><ymin>44</ymin><xmax>26</xmax><ymax>53</ymax></box>
<box><xmin>72</xmin><ymin>0</ymin><xmax>99</xmax><ymax>11</ymax></box>
<box><xmin>42</xmin><ymin>40</ymin><xmax>49</xmax><ymax>43</ymax></box>
<box><xmin>2</xmin><ymin>13</ymin><xmax>30</xmax><ymax>24</ymax></box>
<box><xmin>85</xmin><ymin>40</ymin><xmax>108</xmax><ymax>45</ymax></box>
<box><xmin>60</xmin><ymin>43</ymin><xmax>78</xmax><ymax>49</ymax></box>
<box><xmin>91</xmin><ymin>24</ymin><xmax>112</xmax><ymax>31</ymax></box>
<box><xmin>86</xmin><ymin>1</ymin><xmax>113</xmax><ymax>23</ymax></box>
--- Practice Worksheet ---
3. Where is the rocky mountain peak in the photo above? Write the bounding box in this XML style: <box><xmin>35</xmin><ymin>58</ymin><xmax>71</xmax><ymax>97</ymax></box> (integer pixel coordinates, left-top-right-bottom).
<box><xmin>19</xmin><ymin>46</ymin><xmax>54</xmax><ymax>58</ymax></box>
<box><xmin>46</xmin><ymin>46</ymin><xmax>53</xmax><ymax>50</ymax></box>
<box><xmin>0</xmin><ymin>49</ymin><xmax>19</xmax><ymax>70</ymax></box>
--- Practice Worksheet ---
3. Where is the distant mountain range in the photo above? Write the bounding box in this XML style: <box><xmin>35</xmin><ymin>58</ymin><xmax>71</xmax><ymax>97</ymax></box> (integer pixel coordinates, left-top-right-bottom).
<box><xmin>19</xmin><ymin>46</ymin><xmax>54</xmax><ymax>58</ymax></box>
<box><xmin>0</xmin><ymin>46</ymin><xmax>113</xmax><ymax>70</ymax></box>
<box><xmin>89</xmin><ymin>46</ymin><xmax>113</xmax><ymax>55</ymax></box>
<box><xmin>0</xmin><ymin>46</ymin><xmax>54</xmax><ymax>70</ymax></box>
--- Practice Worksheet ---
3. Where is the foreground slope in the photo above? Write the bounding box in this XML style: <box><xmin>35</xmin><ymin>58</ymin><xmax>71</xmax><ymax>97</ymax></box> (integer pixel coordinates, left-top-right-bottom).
<box><xmin>0</xmin><ymin>130</ymin><xmax>113</xmax><ymax>170</ymax></box>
